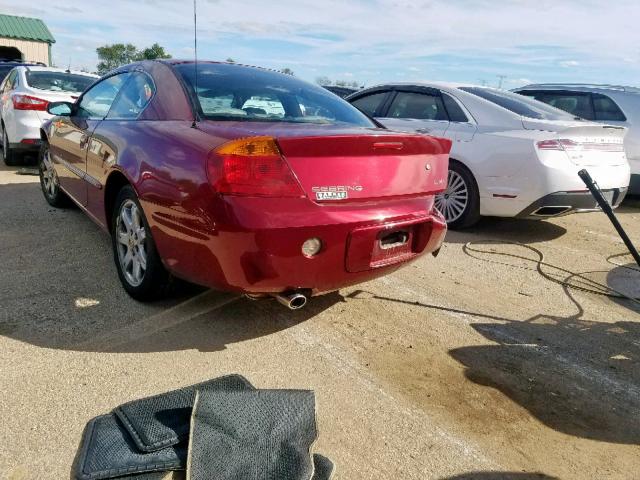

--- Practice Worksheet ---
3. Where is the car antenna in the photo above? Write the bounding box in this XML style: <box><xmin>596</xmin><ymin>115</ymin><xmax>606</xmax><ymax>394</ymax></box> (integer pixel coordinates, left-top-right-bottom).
<box><xmin>191</xmin><ymin>0</ymin><xmax>199</xmax><ymax>129</ymax></box>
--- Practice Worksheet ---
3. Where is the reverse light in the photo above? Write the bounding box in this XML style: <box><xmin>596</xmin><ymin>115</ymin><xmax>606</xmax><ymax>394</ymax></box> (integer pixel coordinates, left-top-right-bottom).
<box><xmin>208</xmin><ymin>136</ymin><xmax>304</xmax><ymax>197</ymax></box>
<box><xmin>12</xmin><ymin>94</ymin><xmax>48</xmax><ymax>111</ymax></box>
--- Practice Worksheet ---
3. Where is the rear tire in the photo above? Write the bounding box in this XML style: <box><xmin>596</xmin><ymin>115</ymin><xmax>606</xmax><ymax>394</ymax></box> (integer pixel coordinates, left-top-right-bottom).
<box><xmin>435</xmin><ymin>161</ymin><xmax>480</xmax><ymax>229</ymax></box>
<box><xmin>39</xmin><ymin>142</ymin><xmax>69</xmax><ymax>207</ymax></box>
<box><xmin>2</xmin><ymin>125</ymin><xmax>18</xmax><ymax>166</ymax></box>
<box><xmin>111</xmin><ymin>185</ymin><xmax>172</xmax><ymax>301</ymax></box>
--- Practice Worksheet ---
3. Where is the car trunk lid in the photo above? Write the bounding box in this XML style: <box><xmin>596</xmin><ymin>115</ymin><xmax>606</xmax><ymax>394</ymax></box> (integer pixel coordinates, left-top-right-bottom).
<box><xmin>276</xmin><ymin>133</ymin><xmax>451</xmax><ymax>202</ymax></box>
<box><xmin>525</xmin><ymin>119</ymin><xmax>628</xmax><ymax>166</ymax></box>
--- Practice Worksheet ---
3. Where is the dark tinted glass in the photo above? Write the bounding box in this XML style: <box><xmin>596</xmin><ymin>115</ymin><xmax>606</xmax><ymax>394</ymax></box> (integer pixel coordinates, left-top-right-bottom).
<box><xmin>0</xmin><ymin>66</ymin><xmax>13</xmax><ymax>83</ymax></box>
<box><xmin>387</xmin><ymin>92</ymin><xmax>448</xmax><ymax>120</ymax></box>
<box><xmin>107</xmin><ymin>72</ymin><xmax>156</xmax><ymax>119</ymax></box>
<box><xmin>174</xmin><ymin>63</ymin><xmax>374</xmax><ymax>126</ymax></box>
<box><xmin>442</xmin><ymin>93</ymin><xmax>469</xmax><ymax>122</ymax></box>
<box><xmin>461</xmin><ymin>87</ymin><xmax>576</xmax><ymax>120</ymax></box>
<box><xmin>351</xmin><ymin>92</ymin><xmax>387</xmax><ymax>117</ymax></box>
<box><xmin>593</xmin><ymin>93</ymin><xmax>626</xmax><ymax>121</ymax></box>
<box><xmin>25</xmin><ymin>71</ymin><xmax>95</xmax><ymax>93</ymax></box>
<box><xmin>518</xmin><ymin>90</ymin><xmax>594</xmax><ymax>120</ymax></box>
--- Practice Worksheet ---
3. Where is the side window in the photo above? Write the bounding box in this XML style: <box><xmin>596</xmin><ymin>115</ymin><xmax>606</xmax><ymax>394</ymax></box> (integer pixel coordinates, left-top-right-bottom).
<box><xmin>387</xmin><ymin>92</ymin><xmax>448</xmax><ymax>121</ymax></box>
<box><xmin>351</xmin><ymin>92</ymin><xmax>388</xmax><ymax>117</ymax></box>
<box><xmin>531</xmin><ymin>91</ymin><xmax>594</xmax><ymax>120</ymax></box>
<box><xmin>107</xmin><ymin>72</ymin><xmax>156</xmax><ymax>120</ymax></box>
<box><xmin>442</xmin><ymin>93</ymin><xmax>469</xmax><ymax>122</ymax></box>
<box><xmin>3</xmin><ymin>70</ymin><xmax>17</xmax><ymax>92</ymax></box>
<box><xmin>77</xmin><ymin>73</ymin><xmax>130</xmax><ymax>119</ymax></box>
<box><xmin>592</xmin><ymin>93</ymin><xmax>626</xmax><ymax>121</ymax></box>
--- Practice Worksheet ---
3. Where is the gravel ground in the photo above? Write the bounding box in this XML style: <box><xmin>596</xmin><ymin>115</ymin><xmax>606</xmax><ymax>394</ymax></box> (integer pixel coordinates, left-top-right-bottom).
<box><xmin>1</xmin><ymin>161</ymin><xmax>639</xmax><ymax>479</ymax></box>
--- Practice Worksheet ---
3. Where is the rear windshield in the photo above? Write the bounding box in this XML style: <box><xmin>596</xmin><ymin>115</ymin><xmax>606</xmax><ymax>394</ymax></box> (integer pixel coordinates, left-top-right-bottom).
<box><xmin>25</xmin><ymin>71</ymin><xmax>96</xmax><ymax>93</ymax></box>
<box><xmin>173</xmin><ymin>62</ymin><xmax>374</xmax><ymax>126</ymax></box>
<box><xmin>459</xmin><ymin>87</ymin><xmax>578</xmax><ymax>121</ymax></box>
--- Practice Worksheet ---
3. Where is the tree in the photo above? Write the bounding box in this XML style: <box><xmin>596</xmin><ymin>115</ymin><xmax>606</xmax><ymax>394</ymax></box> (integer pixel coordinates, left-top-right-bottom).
<box><xmin>96</xmin><ymin>43</ymin><xmax>138</xmax><ymax>75</ymax></box>
<box><xmin>226</xmin><ymin>57</ymin><xmax>236</xmax><ymax>64</ymax></box>
<box><xmin>137</xmin><ymin>43</ymin><xmax>171</xmax><ymax>61</ymax></box>
<box><xmin>95</xmin><ymin>42</ymin><xmax>172</xmax><ymax>75</ymax></box>
<box><xmin>280</xmin><ymin>67</ymin><xmax>294</xmax><ymax>76</ymax></box>
<box><xmin>315</xmin><ymin>76</ymin><xmax>331</xmax><ymax>86</ymax></box>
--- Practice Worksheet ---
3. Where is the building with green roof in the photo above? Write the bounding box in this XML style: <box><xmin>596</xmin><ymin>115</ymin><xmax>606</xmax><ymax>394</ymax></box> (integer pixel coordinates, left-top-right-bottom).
<box><xmin>0</xmin><ymin>14</ymin><xmax>55</xmax><ymax>65</ymax></box>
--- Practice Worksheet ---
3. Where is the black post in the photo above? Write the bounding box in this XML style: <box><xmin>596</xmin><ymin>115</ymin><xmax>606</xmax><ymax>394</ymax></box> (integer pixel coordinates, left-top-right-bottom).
<box><xmin>578</xmin><ymin>169</ymin><xmax>640</xmax><ymax>268</ymax></box>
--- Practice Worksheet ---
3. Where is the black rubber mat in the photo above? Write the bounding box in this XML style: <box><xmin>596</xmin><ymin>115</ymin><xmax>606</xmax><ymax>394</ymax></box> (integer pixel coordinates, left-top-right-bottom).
<box><xmin>187</xmin><ymin>389</ymin><xmax>317</xmax><ymax>480</ymax></box>
<box><xmin>114</xmin><ymin>375</ymin><xmax>254</xmax><ymax>452</ymax></box>
<box><xmin>311</xmin><ymin>454</ymin><xmax>335</xmax><ymax>480</ymax></box>
<box><xmin>75</xmin><ymin>414</ymin><xmax>186</xmax><ymax>480</ymax></box>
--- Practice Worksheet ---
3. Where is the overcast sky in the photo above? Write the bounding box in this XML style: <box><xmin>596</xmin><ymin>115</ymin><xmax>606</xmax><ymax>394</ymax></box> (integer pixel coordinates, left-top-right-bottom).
<box><xmin>2</xmin><ymin>0</ymin><xmax>639</xmax><ymax>88</ymax></box>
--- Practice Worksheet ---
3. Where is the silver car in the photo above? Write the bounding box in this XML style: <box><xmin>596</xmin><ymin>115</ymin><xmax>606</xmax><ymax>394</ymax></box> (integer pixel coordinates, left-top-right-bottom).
<box><xmin>0</xmin><ymin>66</ymin><xmax>97</xmax><ymax>165</ymax></box>
<box><xmin>513</xmin><ymin>84</ymin><xmax>640</xmax><ymax>194</ymax></box>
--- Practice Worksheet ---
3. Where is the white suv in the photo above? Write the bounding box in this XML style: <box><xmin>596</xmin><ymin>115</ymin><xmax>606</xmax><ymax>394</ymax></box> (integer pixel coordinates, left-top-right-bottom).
<box><xmin>514</xmin><ymin>84</ymin><xmax>640</xmax><ymax>194</ymax></box>
<box><xmin>0</xmin><ymin>66</ymin><xmax>97</xmax><ymax>165</ymax></box>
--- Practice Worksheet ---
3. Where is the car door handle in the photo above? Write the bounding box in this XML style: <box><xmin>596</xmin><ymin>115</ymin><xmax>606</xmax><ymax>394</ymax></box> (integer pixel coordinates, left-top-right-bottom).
<box><xmin>415</xmin><ymin>128</ymin><xmax>431</xmax><ymax>134</ymax></box>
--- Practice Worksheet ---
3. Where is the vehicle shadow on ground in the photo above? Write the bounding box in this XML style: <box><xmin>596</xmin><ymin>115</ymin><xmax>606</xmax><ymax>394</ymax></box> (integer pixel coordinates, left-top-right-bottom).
<box><xmin>0</xmin><ymin>182</ymin><xmax>339</xmax><ymax>353</ymax></box>
<box><xmin>445</xmin><ymin>217</ymin><xmax>566</xmax><ymax>245</ymax></box>
<box><xmin>441</xmin><ymin>473</ymin><xmax>557</xmax><ymax>480</ymax></box>
<box><xmin>349</xmin><ymin>286</ymin><xmax>640</xmax><ymax>444</ymax></box>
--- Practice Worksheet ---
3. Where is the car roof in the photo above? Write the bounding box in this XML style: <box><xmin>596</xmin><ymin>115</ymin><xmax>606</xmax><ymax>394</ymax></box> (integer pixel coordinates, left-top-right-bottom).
<box><xmin>515</xmin><ymin>83</ymin><xmax>640</xmax><ymax>94</ymax></box>
<box><xmin>16</xmin><ymin>65</ymin><xmax>99</xmax><ymax>77</ymax></box>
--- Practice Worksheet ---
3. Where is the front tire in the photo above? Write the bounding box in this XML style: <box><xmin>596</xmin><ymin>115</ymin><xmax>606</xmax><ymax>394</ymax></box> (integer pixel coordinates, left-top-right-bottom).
<box><xmin>39</xmin><ymin>142</ymin><xmax>69</xmax><ymax>207</ymax></box>
<box><xmin>112</xmin><ymin>185</ymin><xmax>171</xmax><ymax>301</ymax></box>
<box><xmin>435</xmin><ymin>161</ymin><xmax>480</xmax><ymax>229</ymax></box>
<box><xmin>2</xmin><ymin>125</ymin><xmax>18</xmax><ymax>166</ymax></box>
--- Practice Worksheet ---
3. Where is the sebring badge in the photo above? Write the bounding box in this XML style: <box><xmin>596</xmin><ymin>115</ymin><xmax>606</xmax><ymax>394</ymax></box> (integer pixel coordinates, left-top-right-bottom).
<box><xmin>312</xmin><ymin>185</ymin><xmax>363</xmax><ymax>201</ymax></box>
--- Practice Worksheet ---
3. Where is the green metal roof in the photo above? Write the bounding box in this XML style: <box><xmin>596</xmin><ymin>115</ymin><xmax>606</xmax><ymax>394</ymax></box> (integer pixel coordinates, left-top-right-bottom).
<box><xmin>0</xmin><ymin>14</ymin><xmax>55</xmax><ymax>44</ymax></box>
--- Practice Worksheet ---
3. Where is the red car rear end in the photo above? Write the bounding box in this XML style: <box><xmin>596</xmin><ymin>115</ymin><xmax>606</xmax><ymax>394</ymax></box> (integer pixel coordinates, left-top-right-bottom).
<box><xmin>39</xmin><ymin>60</ymin><xmax>450</xmax><ymax>305</ymax></box>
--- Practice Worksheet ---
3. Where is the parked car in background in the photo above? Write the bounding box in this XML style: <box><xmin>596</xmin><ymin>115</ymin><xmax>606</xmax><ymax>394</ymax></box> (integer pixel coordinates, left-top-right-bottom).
<box><xmin>0</xmin><ymin>66</ymin><xmax>97</xmax><ymax>164</ymax></box>
<box><xmin>323</xmin><ymin>85</ymin><xmax>358</xmax><ymax>98</ymax></box>
<box><xmin>0</xmin><ymin>59</ymin><xmax>46</xmax><ymax>83</ymax></box>
<box><xmin>347</xmin><ymin>83</ymin><xmax>630</xmax><ymax>228</ymax></box>
<box><xmin>513</xmin><ymin>84</ymin><xmax>640</xmax><ymax>194</ymax></box>
<box><xmin>39</xmin><ymin>60</ymin><xmax>450</xmax><ymax>306</ymax></box>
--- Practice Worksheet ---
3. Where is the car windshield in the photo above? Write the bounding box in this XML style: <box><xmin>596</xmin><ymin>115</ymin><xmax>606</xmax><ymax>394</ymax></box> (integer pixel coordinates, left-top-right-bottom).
<box><xmin>25</xmin><ymin>71</ymin><xmax>96</xmax><ymax>93</ymax></box>
<box><xmin>459</xmin><ymin>87</ymin><xmax>579</xmax><ymax>121</ymax></box>
<box><xmin>173</xmin><ymin>62</ymin><xmax>375</xmax><ymax>126</ymax></box>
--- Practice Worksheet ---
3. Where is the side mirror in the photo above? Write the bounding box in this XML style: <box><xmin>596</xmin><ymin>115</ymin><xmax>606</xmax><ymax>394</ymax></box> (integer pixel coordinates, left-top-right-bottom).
<box><xmin>47</xmin><ymin>101</ymin><xmax>73</xmax><ymax>117</ymax></box>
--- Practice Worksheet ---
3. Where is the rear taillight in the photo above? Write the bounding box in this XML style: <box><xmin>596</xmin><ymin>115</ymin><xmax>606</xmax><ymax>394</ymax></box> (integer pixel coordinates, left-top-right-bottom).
<box><xmin>536</xmin><ymin>139</ymin><xmax>580</xmax><ymax>151</ymax></box>
<box><xmin>12</xmin><ymin>94</ymin><xmax>48</xmax><ymax>111</ymax></box>
<box><xmin>207</xmin><ymin>136</ymin><xmax>304</xmax><ymax>197</ymax></box>
<box><xmin>536</xmin><ymin>138</ymin><xmax>624</xmax><ymax>152</ymax></box>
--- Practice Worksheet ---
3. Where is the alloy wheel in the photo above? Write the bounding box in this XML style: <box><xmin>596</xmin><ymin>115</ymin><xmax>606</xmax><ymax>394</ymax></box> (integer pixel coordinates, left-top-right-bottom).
<box><xmin>115</xmin><ymin>200</ymin><xmax>148</xmax><ymax>287</ymax></box>
<box><xmin>435</xmin><ymin>169</ymin><xmax>469</xmax><ymax>223</ymax></box>
<box><xmin>40</xmin><ymin>149</ymin><xmax>59</xmax><ymax>198</ymax></box>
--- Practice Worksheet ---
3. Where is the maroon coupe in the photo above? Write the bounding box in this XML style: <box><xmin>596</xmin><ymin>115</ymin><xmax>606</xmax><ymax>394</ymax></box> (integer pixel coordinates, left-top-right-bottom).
<box><xmin>39</xmin><ymin>60</ymin><xmax>450</xmax><ymax>308</ymax></box>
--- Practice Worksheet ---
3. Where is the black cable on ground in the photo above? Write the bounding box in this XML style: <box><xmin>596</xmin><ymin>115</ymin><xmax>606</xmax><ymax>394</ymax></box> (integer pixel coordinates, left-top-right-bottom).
<box><xmin>463</xmin><ymin>240</ymin><xmax>640</xmax><ymax>306</ymax></box>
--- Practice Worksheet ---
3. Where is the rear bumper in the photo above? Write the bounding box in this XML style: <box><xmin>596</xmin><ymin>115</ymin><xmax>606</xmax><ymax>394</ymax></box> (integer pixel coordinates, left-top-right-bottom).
<box><xmin>9</xmin><ymin>139</ymin><xmax>41</xmax><ymax>151</ymax></box>
<box><xmin>516</xmin><ymin>187</ymin><xmax>627</xmax><ymax>219</ymax></box>
<box><xmin>149</xmin><ymin>196</ymin><xmax>447</xmax><ymax>295</ymax></box>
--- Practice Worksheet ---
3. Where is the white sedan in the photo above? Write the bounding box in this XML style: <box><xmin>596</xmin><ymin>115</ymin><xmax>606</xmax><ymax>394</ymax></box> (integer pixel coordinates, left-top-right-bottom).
<box><xmin>348</xmin><ymin>83</ymin><xmax>630</xmax><ymax>228</ymax></box>
<box><xmin>0</xmin><ymin>66</ymin><xmax>97</xmax><ymax>165</ymax></box>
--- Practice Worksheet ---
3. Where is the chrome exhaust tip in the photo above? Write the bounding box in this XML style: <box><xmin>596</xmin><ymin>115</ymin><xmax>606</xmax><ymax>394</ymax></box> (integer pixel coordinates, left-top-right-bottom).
<box><xmin>273</xmin><ymin>291</ymin><xmax>308</xmax><ymax>310</ymax></box>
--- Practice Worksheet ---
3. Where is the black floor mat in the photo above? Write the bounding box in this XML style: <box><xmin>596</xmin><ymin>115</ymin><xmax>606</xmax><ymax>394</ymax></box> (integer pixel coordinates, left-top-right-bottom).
<box><xmin>114</xmin><ymin>375</ymin><xmax>254</xmax><ymax>452</ymax></box>
<box><xmin>187</xmin><ymin>389</ymin><xmax>317</xmax><ymax>480</ymax></box>
<box><xmin>75</xmin><ymin>414</ymin><xmax>186</xmax><ymax>480</ymax></box>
